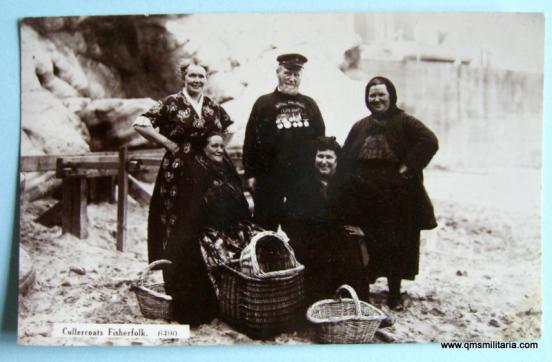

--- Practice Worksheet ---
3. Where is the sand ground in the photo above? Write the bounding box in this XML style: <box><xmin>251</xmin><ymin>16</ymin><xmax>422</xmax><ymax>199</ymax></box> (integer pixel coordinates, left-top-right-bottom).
<box><xmin>17</xmin><ymin>167</ymin><xmax>542</xmax><ymax>345</ymax></box>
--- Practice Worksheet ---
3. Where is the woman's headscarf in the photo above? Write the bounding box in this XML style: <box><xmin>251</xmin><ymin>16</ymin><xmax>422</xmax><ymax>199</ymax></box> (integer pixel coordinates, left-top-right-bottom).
<box><xmin>365</xmin><ymin>76</ymin><xmax>400</xmax><ymax>118</ymax></box>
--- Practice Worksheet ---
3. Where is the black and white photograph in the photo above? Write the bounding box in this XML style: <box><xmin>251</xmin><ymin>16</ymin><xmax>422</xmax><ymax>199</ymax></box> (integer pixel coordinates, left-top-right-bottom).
<box><xmin>18</xmin><ymin>12</ymin><xmax>543</xmax><ymax>345</ymax></box>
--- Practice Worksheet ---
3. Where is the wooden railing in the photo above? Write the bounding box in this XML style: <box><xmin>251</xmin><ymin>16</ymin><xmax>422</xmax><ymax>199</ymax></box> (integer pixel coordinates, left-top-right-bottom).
<box><xmin>21</xmin><ymin>147</ymin><xmax>164</xmax><ymax>251</ymax></box>
<box><xmin>21</xmin><ymin>146</ymin><xmax>245</xmax><ymax>251</ymax></box>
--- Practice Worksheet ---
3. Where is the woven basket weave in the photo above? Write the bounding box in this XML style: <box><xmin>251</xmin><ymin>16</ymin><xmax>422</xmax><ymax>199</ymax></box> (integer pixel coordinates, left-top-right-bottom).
<box><xmin>218</xmin><ymin>232</ymin><xmax>305</xmax><ymax>338</ymax></box>
<box><xmin>239</xmin><ymin>231</ymin><xmax>302</xmax><ymax>278</ymax></box>
<box><xmin>307</xmin><ymin>284</ymin><xmax>386</xmax><ymax>344</ymax></box>
<box><xmin>131</xmin><ymin>259</ymin><xmax>173</xmax><ymax>320</ymax></box>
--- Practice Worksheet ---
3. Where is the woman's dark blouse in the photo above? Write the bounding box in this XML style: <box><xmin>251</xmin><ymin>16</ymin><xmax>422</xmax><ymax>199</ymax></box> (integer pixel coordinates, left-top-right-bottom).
<box><xmin>335</xmin><ymin>109</ymin><xmax>439</xmax><ymax>281</ymax></box>
<box><xmin>338</xmin><ymin>110</ymin><xmax>439</xmax><ymax>230</ymax></box>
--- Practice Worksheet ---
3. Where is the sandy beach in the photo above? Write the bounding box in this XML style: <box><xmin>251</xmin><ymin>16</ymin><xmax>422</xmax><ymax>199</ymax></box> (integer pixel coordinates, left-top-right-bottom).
<box><xmin>17</xmin><ymin>166</ymin><xmax>541</xmax><ymax>345</ymax></box>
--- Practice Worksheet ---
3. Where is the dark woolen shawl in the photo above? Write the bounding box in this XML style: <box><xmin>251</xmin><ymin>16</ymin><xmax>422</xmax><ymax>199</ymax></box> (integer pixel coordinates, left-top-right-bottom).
<box><xmin>333</xmin><ymin>75</ymin><xmax>438</xmax><ymax>231</ymax></box>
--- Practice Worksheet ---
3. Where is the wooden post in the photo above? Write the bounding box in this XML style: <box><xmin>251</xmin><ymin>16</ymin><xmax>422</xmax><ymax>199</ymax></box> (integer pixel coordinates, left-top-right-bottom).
<box><xmin>61</xmin><ymin>177</ymin><xmax>88</xmax><ymax>239</ymax></box>
<box><xmin>117</xmin><ymin>146</ymin><xmax>129</xmax><ymax>251</ymax></box>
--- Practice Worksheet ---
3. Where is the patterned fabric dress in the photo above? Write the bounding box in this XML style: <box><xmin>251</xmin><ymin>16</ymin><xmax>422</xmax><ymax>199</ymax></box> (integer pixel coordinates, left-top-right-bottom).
<box><xmin>142</xmin><ymin>91</ymin><xmax>233</xmax><ymax>263</ymax></box>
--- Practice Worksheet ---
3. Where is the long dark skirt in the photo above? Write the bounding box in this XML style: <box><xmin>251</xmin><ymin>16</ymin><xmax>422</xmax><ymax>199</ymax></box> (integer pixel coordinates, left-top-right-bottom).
<box><xmin>146</xmin><ymin>150</ymin><xmax>218</xmax><ymax>325</ymax></box>
<box><xmin>286</xmin><ymin>224</ymin><xmax>366</xmax><ymax>305</ymax></box>
<box><xmin>147</xmin><ymin>148</ymin><xmax>194</xmax><ymax>263</ymax></box>
<box><xmin>341</xmin><ymin>163</ymin><xmax>421</xmax><ymax>282</ymax></box>
<box><xmin>162</xmin><ymin>236</ymin><xmax>218</xmax><ymax>326</ymax></box>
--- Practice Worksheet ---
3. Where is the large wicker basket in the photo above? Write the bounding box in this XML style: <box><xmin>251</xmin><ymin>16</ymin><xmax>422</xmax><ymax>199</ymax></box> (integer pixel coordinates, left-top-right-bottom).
<box><xmin>239</xmin><ymin>231</ymin><xmax>302</xmax><ymax>278</ymax></box>
<box><xmin>306</xmin><ymin>284</ymin><xmax>386</xmax><ymax>344</ymax></box>
<box><xmin>131</xmin><ymin>259</ymin><xmax>173</xmax><ymax>320</ymax></box>
<box><xmin>218</xmin><ymin>232</ymin><xmax>305</xmax><ymax>338</ymax></box>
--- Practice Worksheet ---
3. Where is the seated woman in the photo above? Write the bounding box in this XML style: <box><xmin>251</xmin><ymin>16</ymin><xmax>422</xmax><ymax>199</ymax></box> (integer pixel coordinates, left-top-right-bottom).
<box><xmin>163</xmin><ymin>131</ymin><xmax>262</xmax><ymax>326</ymax></box>
<box><xmin>282</xmin><ymin>137</ymin><xmax>369</xmax><ymax>305</ymax></box>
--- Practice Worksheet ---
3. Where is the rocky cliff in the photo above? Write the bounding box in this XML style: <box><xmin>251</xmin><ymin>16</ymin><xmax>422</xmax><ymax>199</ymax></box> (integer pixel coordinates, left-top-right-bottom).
<box><xmin>20</xmin><ymin>14</ymin><xmax>363</xmax><ymax>157</ymax></box>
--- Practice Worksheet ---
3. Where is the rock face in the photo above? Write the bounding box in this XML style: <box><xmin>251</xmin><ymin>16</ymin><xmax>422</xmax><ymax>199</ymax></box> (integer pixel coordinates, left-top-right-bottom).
<box><xmin>21</xmin><ymin>91</ymin><xmax>90</xmax><ymax>154</ymax></box>
<box><xmin>21</xmin><ymin>16</ymin><xmax>183</xmax><ymax>157</ymax></box>
<box><xmin>78</xmin><ymin>98</ymin><xmax>157</xmax><ymax>150</ymax></box>
<box><xmin>20</xmin><ymin>14</ymin><xmax>362</xmax><ymax>157</ymax></box>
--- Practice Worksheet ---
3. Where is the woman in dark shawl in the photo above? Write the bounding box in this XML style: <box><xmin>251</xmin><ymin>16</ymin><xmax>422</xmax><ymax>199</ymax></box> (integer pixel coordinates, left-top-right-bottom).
<box><xmin>162</xmin><ymin>132</ymin><xmax>261</xmax><ymax>325</ymax></box>
<box><xmin>283</xmin><ymin>137</ymin><xmax>368</xmax><ymax>305</ymax></box>
<box><xmin>334</xmin><ymin>76</ymin><xmax>439</xmax><ymax>310</ymax></box>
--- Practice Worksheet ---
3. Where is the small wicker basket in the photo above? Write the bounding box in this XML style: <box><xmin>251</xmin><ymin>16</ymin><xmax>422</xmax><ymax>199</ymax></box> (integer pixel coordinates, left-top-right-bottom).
<box><xmin>306</xmin><ymin>284</ymin><xmax>386</xmax><ymax>344</ymax></box>
<box><xmin>131</xmin><ymin>259</ymin><xmax>173</xmax><ymax>320</ymax></box>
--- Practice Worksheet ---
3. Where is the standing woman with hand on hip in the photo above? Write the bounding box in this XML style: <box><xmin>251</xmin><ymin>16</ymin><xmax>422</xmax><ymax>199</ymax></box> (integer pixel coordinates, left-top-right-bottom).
<box><xmin>335</xmin><ymin>76</ymin><xmax>439</xmax><ymax>310</ymax></box>
<box><xmin>133</xmin><ymin>60</ymin><xmax>233</xmax><ymax>264</ymax></box>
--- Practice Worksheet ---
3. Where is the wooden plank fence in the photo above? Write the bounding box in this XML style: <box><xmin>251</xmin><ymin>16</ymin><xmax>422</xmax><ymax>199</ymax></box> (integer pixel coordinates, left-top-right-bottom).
<box><xmin>21</xmin><ymin>148</ymin><xmax>164</xmax><ymax>172</ymax></box>
<box><xmin>21</xmin><ymin>147</ymin><xmax>164</xmax><ymax>251</ymax></box>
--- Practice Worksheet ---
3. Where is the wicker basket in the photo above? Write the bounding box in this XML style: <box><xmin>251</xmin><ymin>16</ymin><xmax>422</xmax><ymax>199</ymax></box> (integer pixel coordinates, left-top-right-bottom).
<box><xmin>131</xmin><ymin>259</ymin><xmax>173</xmax><ymax>320</ymax></box>
<box><xmin>240</xmin><ymin>231</ymin><xmax>302</xmax><ymax>278</ymax></box>
<box><xmin>218</xmin><ymin>233</ymin><xmax>305</xmax><ymax>338</ymax></box>
<box><xmin>306</xmin><ymin>284</ymin><xmax>386</xmax><ymax>344</ymax></box>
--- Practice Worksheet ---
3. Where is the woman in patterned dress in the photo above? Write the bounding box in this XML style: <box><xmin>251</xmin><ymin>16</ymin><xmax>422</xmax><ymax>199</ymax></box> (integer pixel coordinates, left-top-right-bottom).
<box><xmin>133</xmin><ymin>61</ymin><xmax>233</xmax><ymax>264</ymax></box>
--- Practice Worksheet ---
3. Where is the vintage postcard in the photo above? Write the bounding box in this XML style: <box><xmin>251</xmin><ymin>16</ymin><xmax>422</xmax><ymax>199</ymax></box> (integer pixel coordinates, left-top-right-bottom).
<box><xmin>18</xmin><ymin>12</ymin><xmax>543</xmax><ymax>346</ymax></box>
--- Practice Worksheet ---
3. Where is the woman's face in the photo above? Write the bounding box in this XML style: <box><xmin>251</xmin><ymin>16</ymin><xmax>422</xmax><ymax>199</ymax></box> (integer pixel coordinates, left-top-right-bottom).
<box><xmin>367</xmin><ymin>84</ymin><xmax>391</xmax><ymax>113</ymax></box>
<box><xmin>184</xmin><ymin>64</ymin><xmax>207</xmax><ymax>96</ymax></box>
<box><xmin>204</xmin><ymin>135</ymin><xmax>225</xmax><ymax>163</ymax></box>
<box><xmin>315</xmin><ymin>149</ymin><xmax>337</xmax><ymax>178</ymax></box>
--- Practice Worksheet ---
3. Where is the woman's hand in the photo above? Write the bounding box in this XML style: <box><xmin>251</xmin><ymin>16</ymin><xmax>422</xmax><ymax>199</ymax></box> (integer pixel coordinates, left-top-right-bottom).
<box><xmin>344</xmin><ymin>225</ymin><xmax>365</xmax><ymax>237</ymax></box>
<box><xmin>399</xmin><ymin>164</ymin><xmax>411</xmax><ymax>179</ymax></box>
<box><xmin>398</xmin><ymin>164</ymin><xmax>408</xmax><ymax>175</ymax></box>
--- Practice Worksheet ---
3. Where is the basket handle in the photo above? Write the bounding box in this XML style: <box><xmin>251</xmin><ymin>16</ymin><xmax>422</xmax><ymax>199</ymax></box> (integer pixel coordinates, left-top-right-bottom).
<box><xmin>242</xmin><ymin>230</ymin><xmax>297</xmax><ymax>276</ymax></box>
<box><xmin>137</xmin><ymin>259</ymin><xmax>172</xmax><ymax>286</ymax></box>
<box><xmin>335</xmin><ymin>284</ymin><xmax>362</xmax><ymax>317</ymax></box>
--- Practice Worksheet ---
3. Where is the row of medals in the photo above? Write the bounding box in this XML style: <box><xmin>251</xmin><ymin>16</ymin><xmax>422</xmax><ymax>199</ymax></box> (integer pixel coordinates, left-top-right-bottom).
<box><xmin>276</xmin><ymin>118</ymin><xmax>310</xmax><ymax>129</ymax></box>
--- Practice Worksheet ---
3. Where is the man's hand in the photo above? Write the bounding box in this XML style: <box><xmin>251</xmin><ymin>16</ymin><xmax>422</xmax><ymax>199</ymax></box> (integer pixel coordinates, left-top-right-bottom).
<box><xmin>344</xmin><ymin>225</ymin><xmax>365</xmax><ymax>237</ymax></box>
<box><xmin>247</xmin><ymin>177</ymin><xmax>256</xmax><ymax>193</ymax></box>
